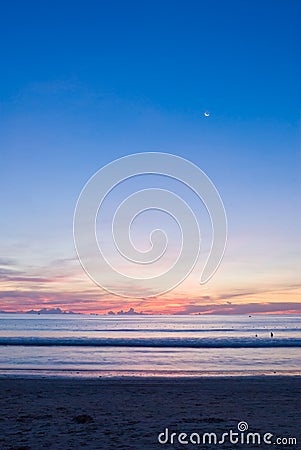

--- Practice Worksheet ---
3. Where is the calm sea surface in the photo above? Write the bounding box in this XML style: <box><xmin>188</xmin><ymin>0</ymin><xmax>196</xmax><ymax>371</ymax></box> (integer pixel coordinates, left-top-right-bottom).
<box><xmin>0</xmin><ymin>314</ymin><xmax>300</xmax><ymax>377</ymax></box>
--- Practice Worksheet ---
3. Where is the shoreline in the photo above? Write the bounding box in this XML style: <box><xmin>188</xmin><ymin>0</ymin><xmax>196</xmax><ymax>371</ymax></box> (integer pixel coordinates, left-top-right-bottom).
<box><xmin>0</xmin><ymin>369</ymin><xmax>300</xmax><ymax>379</ymax></box>
<box><xmin>0</xmin><ymin>376</ymin><xmax>300</xmax><ymax>449</ymax></box>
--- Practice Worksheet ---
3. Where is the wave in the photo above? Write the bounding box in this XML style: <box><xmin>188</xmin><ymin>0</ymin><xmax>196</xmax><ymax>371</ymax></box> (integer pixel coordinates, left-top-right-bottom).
<box><xmin>0</xmin><ymin>337</ymin><xmax>301</xmax><ymax>348</ymax></box>
<box><xmin>30</xmin><ymin>328</ymin><xmax>300</xmax><ymax>333</ymax></box>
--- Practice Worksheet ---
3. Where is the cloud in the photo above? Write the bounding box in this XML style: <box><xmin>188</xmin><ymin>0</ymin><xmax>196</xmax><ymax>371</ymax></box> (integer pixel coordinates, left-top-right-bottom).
<box><xmin>50</xmin><ymin>257</ymin><xmax>78</xmax><ymax>266</ymax></box>
<box><xmin>1</xmin><ymin>258</ymin><xmax>300</xmax><ymax>314</ymax></box>
<box><xmin>0</xmin><ymin>276</ymin><xmax>56</xmax><ymax>283</ymax></box>
<box><xmin>0</xmin><ymin>258</ymin><xmax>18</xmax><ymax>266</ymax></box>
<box><xmin>0</xmin><ymin>287</ymin><xmax>130</xmax><ymax>313</ymax></box>
<box><xmin>177</xmin><ymin>302</ymin><xmax>301</xmax><ymax>315</ymax></box>
<box><xmin>218</xmin><ymin>291</ymin><xmax>256</xmax><ymax>300</ymax></box>
<box><xmin>0</xmin><ymin>268</ymin><xmax>22</xmax><ymax>276</ymax></box>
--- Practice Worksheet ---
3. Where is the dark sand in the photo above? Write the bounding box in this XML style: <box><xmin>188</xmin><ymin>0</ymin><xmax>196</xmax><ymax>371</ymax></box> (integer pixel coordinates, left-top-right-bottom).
<box><xmin>0</xmin><ymin>376</ymin><xmax>300</xmax><ymax>450</ymax></box>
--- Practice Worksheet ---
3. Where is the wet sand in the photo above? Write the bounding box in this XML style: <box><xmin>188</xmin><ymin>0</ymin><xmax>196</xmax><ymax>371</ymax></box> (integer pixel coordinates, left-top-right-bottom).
<box><xmin>0</xmin><ymin>376</ymin><xmax>300</xmax><ymax>449</ymax></box>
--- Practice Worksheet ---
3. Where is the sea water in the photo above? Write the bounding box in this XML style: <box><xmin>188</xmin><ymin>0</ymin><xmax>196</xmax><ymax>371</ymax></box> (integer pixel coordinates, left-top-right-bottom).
<box><xmin>0</xmin><ymin>314</ymin><xmax>300</xmax><ymax>377</ymax></box>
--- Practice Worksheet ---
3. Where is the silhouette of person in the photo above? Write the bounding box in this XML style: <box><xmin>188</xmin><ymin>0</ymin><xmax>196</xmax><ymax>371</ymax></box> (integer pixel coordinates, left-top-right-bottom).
<box><xmin>270</xmin><ymin>332</ymin><xmax>274</xmax><ymax>338</ymax></box>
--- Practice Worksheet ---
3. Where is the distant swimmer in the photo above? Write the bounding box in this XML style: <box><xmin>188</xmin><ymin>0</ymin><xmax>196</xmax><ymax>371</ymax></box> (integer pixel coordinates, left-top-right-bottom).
<box><xmin>270</xmin><ymin>332</ymin><xmax>274</xmax><ymax>338</ymax></box>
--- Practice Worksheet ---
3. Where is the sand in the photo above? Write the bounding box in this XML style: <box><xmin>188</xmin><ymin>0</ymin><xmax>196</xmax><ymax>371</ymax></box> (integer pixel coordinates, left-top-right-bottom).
<box><xmin>0</xmin><ymin>376</ymin><xmax>300</xmax><ymax>450</ymax></box>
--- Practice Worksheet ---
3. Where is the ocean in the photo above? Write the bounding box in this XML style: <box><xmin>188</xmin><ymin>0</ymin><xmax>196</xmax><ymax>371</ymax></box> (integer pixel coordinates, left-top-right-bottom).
<box><xmin>0</xmin><ymin>314</ymin><xmax>300</xmax><ymax>377</ymax></box>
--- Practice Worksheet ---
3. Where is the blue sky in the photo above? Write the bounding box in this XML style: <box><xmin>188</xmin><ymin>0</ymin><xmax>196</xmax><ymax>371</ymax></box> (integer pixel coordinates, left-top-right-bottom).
<box><xmin>0</xmin><ymin>0</ymin><xmax>300</xmax><ymax>313</ymax></box>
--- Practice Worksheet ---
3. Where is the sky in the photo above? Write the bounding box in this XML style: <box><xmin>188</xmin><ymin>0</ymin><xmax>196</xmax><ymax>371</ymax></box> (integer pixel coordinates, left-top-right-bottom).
<box><xmin>0</xmin><ymin>0</ymin><xmax>300</xmax><ymax>314</ymax></box>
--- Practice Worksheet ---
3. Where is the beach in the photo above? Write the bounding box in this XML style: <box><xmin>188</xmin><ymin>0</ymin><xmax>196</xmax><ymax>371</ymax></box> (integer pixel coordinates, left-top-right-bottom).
<box><xmin>0</xmin><ymin>315</ymin><xmax>300</xmax><ymax>449</ymax></box>
<box><xmin>0</xmin><ymin>376</ymin><xmax>300</xmax><ymax>450</ymax></box>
